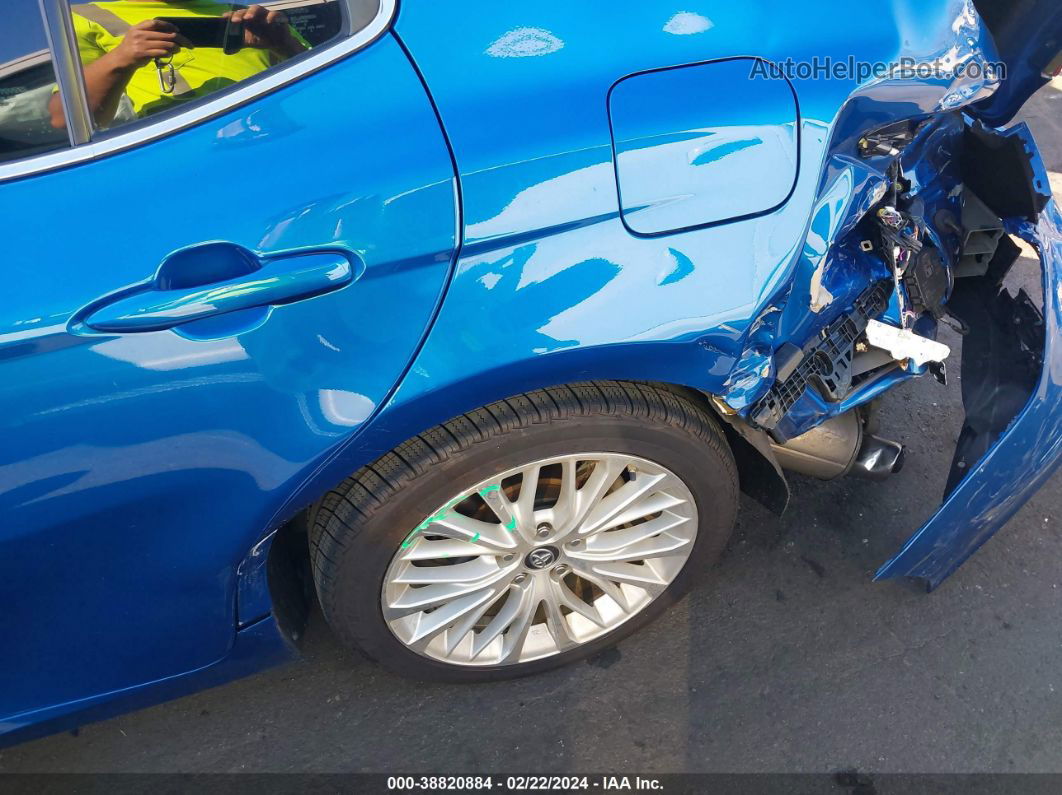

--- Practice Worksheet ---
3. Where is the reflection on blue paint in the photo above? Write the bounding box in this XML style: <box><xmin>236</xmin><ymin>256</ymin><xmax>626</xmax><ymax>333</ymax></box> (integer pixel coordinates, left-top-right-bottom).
<box><xmin>486</xmin><ymin>27</ymin><xmax>564</xmax><ymax>58</ymax></box>
<box><xmin>659</xmin><ymin>248</ymin><xmax>694</xmax><ymax>286</ymax></box>
<box><xmin>690</xmin><ymin>138</ymin><xmax>762</xmax><ymax>166</ymax></box>
<box><xmin>663</xmin><ymin>12</ymin><xmax>713</xmax><ymax>35</ymax></box>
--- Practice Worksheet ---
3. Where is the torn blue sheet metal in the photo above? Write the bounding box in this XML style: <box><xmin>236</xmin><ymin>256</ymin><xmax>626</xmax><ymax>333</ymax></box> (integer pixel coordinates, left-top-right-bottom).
<box><xmin>877</xmin><ymin>189</ymin><xmax>1062</xmax><ymax>589</ymax></box>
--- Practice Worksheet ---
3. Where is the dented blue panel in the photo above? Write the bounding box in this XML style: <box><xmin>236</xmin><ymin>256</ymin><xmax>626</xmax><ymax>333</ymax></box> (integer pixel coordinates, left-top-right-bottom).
<box><xmin>877</xmin><ymin>202</ymin><xmax>1062</xmax><ymax>588</ymax></box>
<box><xmin>609</xmin><ymin>58</ymin><xmax>800</xmax><ymax>235</ymax></box>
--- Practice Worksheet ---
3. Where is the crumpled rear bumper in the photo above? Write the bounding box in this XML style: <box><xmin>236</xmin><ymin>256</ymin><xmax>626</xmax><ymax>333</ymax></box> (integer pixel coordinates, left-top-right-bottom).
<box><xmin>875</xmin><ymin>199</ymin><xmax>1062</xmax><ymax>589</ymax></box>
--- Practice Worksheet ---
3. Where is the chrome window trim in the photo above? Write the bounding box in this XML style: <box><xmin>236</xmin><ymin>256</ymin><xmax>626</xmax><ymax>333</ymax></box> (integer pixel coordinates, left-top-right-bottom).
<box><xmin>0</xmin><ymin>0</ymin><xmax>395</xmax><ymax>184</ymax></box>
<box><xmin>38</xmin><ymin>0</ymin><xmax>94</xmax><ymax>146</ymax></box>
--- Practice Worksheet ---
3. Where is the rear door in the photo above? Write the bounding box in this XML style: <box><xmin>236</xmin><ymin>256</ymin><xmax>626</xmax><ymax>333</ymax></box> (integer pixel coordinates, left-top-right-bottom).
<box><xmin>0</xmin><ymin>0</ymin><xmax>456</xmax><ymax>720</ymax></box>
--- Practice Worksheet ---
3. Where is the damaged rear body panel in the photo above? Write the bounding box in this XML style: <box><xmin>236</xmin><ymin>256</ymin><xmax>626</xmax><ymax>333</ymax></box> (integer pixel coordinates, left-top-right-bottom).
<box><xmin>875</xmin><ymin>129</ymin><xmax>1061</xmax><ymax>587</ymax></box>
<box><xmin>727</xmin><ymin>13</ymin><xmax>1061</xmax><ymax>588</ymax></box>
<box><xmin>393</xmin><ymin>0</ymin><xmax>1061</xmax><ymax>590</ymax></box>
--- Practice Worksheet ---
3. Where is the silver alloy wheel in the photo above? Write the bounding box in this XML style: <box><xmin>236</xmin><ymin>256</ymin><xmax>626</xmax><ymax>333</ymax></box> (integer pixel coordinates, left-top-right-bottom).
<box><xmin>381</xmin><ymin>452</ymin><xmax>699</xmax><ymax>666</ymax></box>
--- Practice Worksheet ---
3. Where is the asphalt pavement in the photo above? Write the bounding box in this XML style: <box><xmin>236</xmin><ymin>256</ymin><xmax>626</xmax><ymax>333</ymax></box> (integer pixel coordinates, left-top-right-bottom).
<box><xmin>2</xmin><ymin>84</ymin><xmax>1061</xmax><ymax>775</ymax></box>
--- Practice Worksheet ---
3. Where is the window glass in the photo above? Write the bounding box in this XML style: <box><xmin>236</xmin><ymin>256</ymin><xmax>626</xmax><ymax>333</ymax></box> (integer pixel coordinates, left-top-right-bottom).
<box><xmin>0</xmin><ymin>1</ymin><xmax>70</xmax><ymax>164</ymax></box>
<box><xmin>58</xmin><ymin>0</ymin><xmax>379</xmax><ymax>132</ymax></box>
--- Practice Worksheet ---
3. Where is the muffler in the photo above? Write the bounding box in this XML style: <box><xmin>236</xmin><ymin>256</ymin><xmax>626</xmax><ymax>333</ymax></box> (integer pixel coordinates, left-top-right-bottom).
<box><xmin>770</xmin><ymin>410</ymin><xmax>906</xmax><ymax>481</ymax></box>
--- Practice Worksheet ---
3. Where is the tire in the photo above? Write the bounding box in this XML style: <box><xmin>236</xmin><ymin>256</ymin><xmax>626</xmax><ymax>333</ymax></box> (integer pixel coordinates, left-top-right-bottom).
<box><xmin>309</xmin><ymin>381</ymin><xmax>739</xmax><ymax>681</ymax></box>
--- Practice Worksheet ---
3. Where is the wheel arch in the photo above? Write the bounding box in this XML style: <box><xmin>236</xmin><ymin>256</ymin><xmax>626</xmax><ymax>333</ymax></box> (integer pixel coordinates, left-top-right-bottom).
<box><xmin>280</xmin><ymin>338</ymin><xmax>785</xmax><ymax>521</ymax></box>
<box><xmin>259</xmin><ymin>372</ymin><xmax>789</xmax><ymax>636</ymax></box>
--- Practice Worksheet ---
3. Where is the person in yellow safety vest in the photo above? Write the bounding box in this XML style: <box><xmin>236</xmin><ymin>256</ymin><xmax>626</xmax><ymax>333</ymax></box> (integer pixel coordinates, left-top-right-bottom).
<box><xmin>49</xmin><ymin>2</ymin><xmax>308</xmax><ymax>129</ymax></box>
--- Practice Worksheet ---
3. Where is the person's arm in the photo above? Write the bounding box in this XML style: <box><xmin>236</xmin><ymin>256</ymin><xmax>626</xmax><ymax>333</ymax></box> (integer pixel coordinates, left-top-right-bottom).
<box><xmin>49</xmin><ymin>19</ymin><xmax>184</xmax><ymax>130</ymax></box>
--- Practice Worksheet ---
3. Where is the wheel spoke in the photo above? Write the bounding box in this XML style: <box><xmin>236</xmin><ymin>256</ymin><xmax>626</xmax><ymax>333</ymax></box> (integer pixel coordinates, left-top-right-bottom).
<box><xmin>479</xmin><ymin>485</ymin><xmax>517</xmax><ymax>532</ymax></box>
<box><xmin>593</xmin><ymin>532</ymin><xmax>693</xmax><ymax>563</ymax></box>
<box><xmin>442</xmin><ymin>587</ymin><xmax>506</xmax><ymax>655</ymax></box>
<box><xmin>572</xmin><ymin>512</ymin><xmax>692</xmax><ymax>556</ymax></box>
<box><xmin>585</xmin><ymin>490</ymin><xmax>687</xmax><ymax>535</ymax></box>
<box><xmin>401</xmin><ymin>537</ymin><xmax>495</xmax><ymax>561</ymax></box>
<box><xmin>403</xmin><ymin>586</ymin><xmax>503</xmax><ymax>647</ymax></box>
<box><xmin>381</xmin><ymin>450</ymin><xmax>701</xmax><ymax>667</ymax></box>
<box><xmin>384</xmin><ymin>567</ymin><xmax>514</xmax><ymax>618</ymax></box>
<box><xmin>560</xmin><ymin>457</ymin><xmax>624</xmax><ymax>532</ymax></box>
<box><xmin>587</xmin><ymin>561</ymin><xmax>668</xmax><ymax>597</ymax></box>
<box><xmin>551</xmin><ymin>577</ymin><xmax>606</xmax><ymax>627</ymax></box>
<box><xmin>423</xmin><ymin>512</ymin><xmax>518</xmax><ymax>551</ymax></box>
<box><xmin>513</xmin><ymin>463</ymin><xmax>541</xmax><ymax>529</ymax></box>
<box><xmin>497</xmin><ymin>588</ymin><xmax>537</xmax><ymax>664</ymax></box>
<box><xmin>568</xmin><ymin>565</ymin><xmax>631</xmax><ymax>613</ymax></box>
<box><xmin>472</xmin><ymin>585</ymin><xmax>534</xmax><ymax>660</ymax></box>
<box><xmin>541</xmin><ymin>581</ymin><xmax>578</xmax><ymax>652</ymax></box>
<box><xmin>391</xmin><ymin>557</ymin><xmax>501</xmax><ymax>585</ymax></box>
<box><xmin>579</xmin><ymin>472</ymin><xmax>668</xmax><ymax>535</ymax></box>
<box><xmin>551</xmin><ymin>457</ymin><xmax>579</xmax><ymax>526</ymax></box>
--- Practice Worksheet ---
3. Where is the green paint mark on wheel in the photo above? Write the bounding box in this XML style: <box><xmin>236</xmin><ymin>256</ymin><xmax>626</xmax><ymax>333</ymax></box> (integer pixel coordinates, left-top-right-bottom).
<box><xmin>505</xmin><ymin>517</ymin><xmax>517</xmax><ymax>531</ymax></box>
<box><xmin>479</xmin><ymin>484</ymin><xmax>501</xmax><ymax>496</ymax></box>
<box><xmin>470</xmin><ymin>532</ymin><xmax>481</xmax><ymax>543</ymax></box>
<box><xmin>401</xmin><ymin>489</ymin><xmax>497</xmax><ymax>549</ymax></box>
<box><xmin>401</xmin><ymin>509</ymin><xmax>447</xmax><ymax>548</ymax></box>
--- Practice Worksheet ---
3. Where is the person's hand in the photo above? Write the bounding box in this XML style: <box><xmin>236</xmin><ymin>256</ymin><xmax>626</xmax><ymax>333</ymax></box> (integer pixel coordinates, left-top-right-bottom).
<box><xmin>225</xmin><ymin>5</ymin><xmax>306</xmax><ymax>58</ymax></box>
<box><xmin>108</xmin><ymin>19</ymin><xmax>187</xmax><ymax>69</ymax></box>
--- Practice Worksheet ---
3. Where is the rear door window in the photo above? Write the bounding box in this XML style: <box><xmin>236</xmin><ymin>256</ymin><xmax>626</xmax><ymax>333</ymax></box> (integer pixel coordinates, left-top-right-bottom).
<box><xmin>60</xmin><ymin>1</ymin><xmax>378</xmax><ymax>133</ymax></box>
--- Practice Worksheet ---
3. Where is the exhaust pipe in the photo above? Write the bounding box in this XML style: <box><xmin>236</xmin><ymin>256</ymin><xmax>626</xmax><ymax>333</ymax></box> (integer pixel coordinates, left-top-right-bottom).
<box><xmin>852</xmin><ymin>434</ymin><xmax>906</xmax><ymax>480</ymax></box>
<box><xmin>770</xmin><ymin>410</ymin><xmax>906</xmax><ymax>481</ymax></box>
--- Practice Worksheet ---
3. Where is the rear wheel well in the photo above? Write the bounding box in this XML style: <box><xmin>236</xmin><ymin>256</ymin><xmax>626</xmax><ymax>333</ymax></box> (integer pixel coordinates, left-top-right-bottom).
<box><xmin>266</xmin><ymin>379</ymin><xmax>785</xmax><ymax>632</ymax></box>
<box><xmin>265</xmin><ymin>511</ymin><xmax>314</xmax><ymax>648</ymax></box>
<box><xmin>637</xmin><ymin>382</ymin><xmax>789</xmax><ymax>515</ymax></box>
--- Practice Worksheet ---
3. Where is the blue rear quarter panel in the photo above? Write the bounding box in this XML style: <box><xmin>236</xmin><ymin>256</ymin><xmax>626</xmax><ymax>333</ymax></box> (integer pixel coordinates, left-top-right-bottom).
<box><xmin>315</xmin><ymin>0</ymin><xmax>997</xmax><ymax>474</ymax></box>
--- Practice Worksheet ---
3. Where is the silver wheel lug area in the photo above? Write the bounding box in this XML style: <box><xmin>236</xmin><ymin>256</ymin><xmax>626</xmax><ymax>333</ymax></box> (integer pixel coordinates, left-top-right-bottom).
<box><xmin>513</xmin><ymin>573</ymin><xmax>529</xmax><ymax>586</ymax></box>
<box><xmin>551</xmin><ymin>564</ymin><xmax>570</xmax><ymax>579</ymax></box>
<box><xmin>535</xmin><ymin>523</ymin><xmax>553</xmax><ymax>540</ymax></box>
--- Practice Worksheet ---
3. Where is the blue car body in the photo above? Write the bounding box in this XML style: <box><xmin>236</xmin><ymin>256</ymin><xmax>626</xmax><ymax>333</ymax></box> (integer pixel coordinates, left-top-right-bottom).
<box><xmin>1</xmin><ymin>0</ymin><xmax>1060</xmax><ymax>744</ymax></box>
